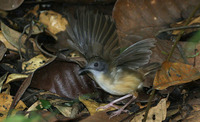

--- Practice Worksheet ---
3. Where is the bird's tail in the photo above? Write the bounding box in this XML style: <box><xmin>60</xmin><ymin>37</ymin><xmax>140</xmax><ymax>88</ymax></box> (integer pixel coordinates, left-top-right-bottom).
<box><xmin>138</xmin><ymin>63</ymin><xmax>161</xmax><ymax>76</ymax></box>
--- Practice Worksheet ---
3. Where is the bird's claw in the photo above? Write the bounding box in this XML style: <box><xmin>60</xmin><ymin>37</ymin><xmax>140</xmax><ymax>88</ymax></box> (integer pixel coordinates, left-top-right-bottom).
<box><xmin>96</xmin><ymin>103</ymin><xmax>119</xmax><ymax>111</ymax></box>
<box><xmin>109</xmin><ymin>109</ymin><xmax>129</xmax><ymax>119</ymax></box>
<box><xmin>96</xmin><ymin>103</ymin><xmax>130</xmax><ymax>119</ymax></box>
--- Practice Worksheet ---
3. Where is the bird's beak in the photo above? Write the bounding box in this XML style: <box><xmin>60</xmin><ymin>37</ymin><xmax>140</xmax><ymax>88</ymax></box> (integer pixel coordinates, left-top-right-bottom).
<box><xmin>78</xmin><ymin>68</ymin><xmax>89</xmax><ymax>75</ymax></box>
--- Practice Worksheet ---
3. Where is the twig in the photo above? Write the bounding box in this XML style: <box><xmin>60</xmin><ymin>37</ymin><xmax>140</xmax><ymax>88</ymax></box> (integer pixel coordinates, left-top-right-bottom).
<box><xmin>24</xmin><ymin>20</ymin><xmax>34</xmax><ymax>59</ymax></box>
<box><xmin>156</xmin><ymin>24</ymin><xmax>200</xmax><ymax>36</ymax></box>
<box><xmin>142</xmin><ymin>89</ymin><xmax>155</xmax><ymax>122</ymax></box>
<box><xmin>18</xmin><ymin>24</ymin><xmax>30</xmax><ymax>60</ymax></box>
<box><xmin>172</xmin><ymin>37</ymin><xmax>189</xmax><ymax>64</ymax></box>
<box><xmin>35</xmin><ymin>36</ymin><xmax>56</xmax><ymax>57</ymax></box>
<box><xmin>7</xmin><ymin>74</ymin><xmax>33</xmax><ymax>117</ymax></box>
<box><xmin>167</xmin><ymin>2</ymin><xmax>200</xmax><ymax>61</ymax></box>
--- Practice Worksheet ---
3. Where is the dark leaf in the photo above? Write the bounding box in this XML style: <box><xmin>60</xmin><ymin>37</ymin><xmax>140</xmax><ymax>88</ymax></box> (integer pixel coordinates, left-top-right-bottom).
<box><xmin>0</xmin><ymin>0</ymin><xmax>24</xmax><ymax>11</ymax></box>
<box><xmin>0</xmin><ymin>41</ymin><xmax>7</xmax><ymax>61</ymax></box>
<box><xmin>30</xmin><ymin>59</ymin><xmax>98</xmax><ymax>99</ymax></box>
<box><xmin>113</xmin><ymin>0</ymin><xmax>200</xmax><ymax>43</ymax></box>
<box><xmin>113</xmin><ymin>0</ymin><xmax>200</xmax><ymax>63</ymax></box>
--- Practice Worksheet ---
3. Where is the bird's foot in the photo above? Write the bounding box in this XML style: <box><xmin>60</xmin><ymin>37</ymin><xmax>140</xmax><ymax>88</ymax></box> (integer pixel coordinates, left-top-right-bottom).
<box><xmin>96</xmin><ymin>103</ymin><xmax>119</xmax><ymax>111</ymax></box>
<box><xmin>109</xmin><ymin>108</ymin><xmax>129</xmax><ymax>119</ymax></box>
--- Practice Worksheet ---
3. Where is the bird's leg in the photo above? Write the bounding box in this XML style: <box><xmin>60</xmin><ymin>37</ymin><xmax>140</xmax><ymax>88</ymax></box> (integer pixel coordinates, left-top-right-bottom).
<box><xmin>96</xmin><ymin>94</ymin><xmax>132</xmax><ymax>110</ymax></box>
<box><xmin>109</xmin><ymin>95</ymin><xmax>136</xmax><ymax>118</ymax></box>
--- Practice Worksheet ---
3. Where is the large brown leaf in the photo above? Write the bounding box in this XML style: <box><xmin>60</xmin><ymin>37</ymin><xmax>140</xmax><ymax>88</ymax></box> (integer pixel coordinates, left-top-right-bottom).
<box><xmin>113</xmin><ymin>0</ymin><xmax>200</xmax><ymax>43</ymax></box>
<box><xmin>0</xmin><ymin>0</ymin><xmax>24</xmax><ymax>11</ymax></box>
<box><xmin>113</xmin><ymin>0</ymin><xmax>200</xmax><ymax>63</ymax></box>
<box><xmin>30</xmin><ymin>59</ymin><xmax>98</xmax><ymax>99</ymax></box>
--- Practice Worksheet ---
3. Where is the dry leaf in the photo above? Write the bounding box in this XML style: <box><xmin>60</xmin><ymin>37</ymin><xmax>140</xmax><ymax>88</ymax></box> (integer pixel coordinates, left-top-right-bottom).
<box><xmin>26</xmin><ymin>23</ymin><xmax>44</xmax><ymax>35</ymax></box>
<box><xmin>183</xmin><ymin>110</ymin><xmax>200</xmax><ymax>122</ymax></box>
<box><xmin>173</xmin><ymin>97</ymin><xmax>200</xmax><ymax>121</ymax></box>
<box><xmin>0</xmin><ymin>32</ymin><xmax>18</xmax><ymax>51</ymax></box>
<box><xmin>167</xmin><ymin>108</ymin><xmax>180</xmax><ymax>117</ymax></box>
<box><xmin>26</xmin><ymin>100</ymin><xmax>40</xmax><ymax>113</ymax></box>
<box><xmin>22</xmin><ymin>54</ymin><xmax>49</xmax><ymax>73</ymax></box>
<box><xmin>0</xmin><ymin>93</ymin><xmax>27</xmax><ymax>121</ymax></box>
<box><xmin>153</xmin><ymin>61</ymin><xmax>200</xmax><ymax>90</ymax></box>
<box><xmin>113</xmin><ymin>0</ymin><xmax>200</xmax><ymax>44</ymax></box>
<box><xmin>24</xmin><ymin>5</ymin><xmax>43</xmax><ymax>35</ymax></box>
<box><xmin>30</xmin><ymin>59</ymin><xmax>98</xmax><ymax>99</ymax></box>
<box><xmin>1</xmin><ymin>21</ymin><xmax>26</xmax><ymax>53</ymax></box>
<box><xmin>131</xmin><ymin>98</ymin><xmax>168</xmax><ymax>122</ymax></box>
<box><xmin>112</xmin><ymin>0</ymin><xmax>200</xmax><ymax>64</ymax></box>
<box><xmin>54</xmin><ymin>105</ymin><xmax>72</xmax><ymax>117</ymax></box>
<box><xmin>1</xmin><ymin>22</ymin><xmax>40</xmax><ymax>54</ymax></box>
<box><xmin>79</xmin><ymin>97</ymin><xmax>116</xmax><ymax>115</ymax></box>
<box><xmin>4</xmin><ymin>73</ymin><xmax>28</xmax><ymax>84</ymax></box>
<box><xmin>0</xmin><ymin>73</ymin><xmax>8</xmax><ymax>92</ymax></box>
<box><xmin>2</xmin><ymin>84</ymin><xmax>11</xmax><ymax>94</ymax></box>
<box><xmin>183</xmin><ymin>104</ymin><xmax>200</xmax><ymax>122</ymax></box>
<box><xmin>0</xmin><ymin>40</ymin><xmax>7</xmax><ymax>61</ymax></box>
<box><xmin>39</xmin><ymin>10</ymin><xmax>68</xmax><ymax>35</ymax></box>
<box><xmin>181</xmin><ymin>93</ymin><xmax>200</xmax><ymax>122</ymax></box>
<box><xmin>38</xmin><ymin>91</ymin><xmax>74</xmax><ymax>117</ymax></box>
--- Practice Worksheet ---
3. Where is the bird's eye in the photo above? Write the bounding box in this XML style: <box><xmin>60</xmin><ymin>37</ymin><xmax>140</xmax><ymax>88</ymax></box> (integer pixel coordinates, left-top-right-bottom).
<box><xmin>94</xmin><ymin>62</ymin><xmax>98</xmax><ymax>67</ymax></box>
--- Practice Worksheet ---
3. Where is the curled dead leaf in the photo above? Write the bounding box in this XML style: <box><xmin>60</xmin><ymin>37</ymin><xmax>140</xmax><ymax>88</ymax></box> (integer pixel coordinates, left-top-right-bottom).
<box><xmin>153</xmin><ymin>61</ymin><xmax>200</xmax><ymax>90</ymax></box>
<box><xmin>39</xmin><ymin>10</ymin><xmax>68</xmax><ymax>35</ymax></box>
<box><xmin>4</xmin><ymin>73</ymin><xmax>28</xmax><ymax>84</ymax></box>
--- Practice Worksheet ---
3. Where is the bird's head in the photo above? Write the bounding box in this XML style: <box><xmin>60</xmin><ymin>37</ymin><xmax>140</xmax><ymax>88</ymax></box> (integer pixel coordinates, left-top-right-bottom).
<box><xmin>79</xmin><ymin>58</ymin><xmax>108</xmax><ymax>76</ymax></box>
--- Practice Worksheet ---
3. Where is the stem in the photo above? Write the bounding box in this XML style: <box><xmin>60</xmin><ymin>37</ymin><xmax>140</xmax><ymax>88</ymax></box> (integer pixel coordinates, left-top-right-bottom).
<box><xmin>142</xmin><ymin>89</ymin><xmax>155</xmax><ymax>122</ymax></box>
<box><xmin>156</xmin><ymin>24</ymin><xmax>200</xmax><ymax>36</ymax></box>
<box><xmin>167</xmin><ymin>2</ymin><xmax>200</xmax><ymax>61</ymax></box>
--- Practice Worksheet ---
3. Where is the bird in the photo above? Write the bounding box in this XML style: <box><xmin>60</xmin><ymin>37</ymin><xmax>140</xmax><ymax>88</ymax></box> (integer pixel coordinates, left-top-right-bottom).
<box><xmin>65</xmin><ymin>10</ymin><xmax>160</xmax><ymax>118</ymax></box>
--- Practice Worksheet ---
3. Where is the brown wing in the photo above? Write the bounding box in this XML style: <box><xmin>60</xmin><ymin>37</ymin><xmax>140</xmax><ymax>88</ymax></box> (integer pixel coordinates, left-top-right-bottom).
<box><xmin>112</xmin><ymin>38</ymin><xmax>157</xmax><ymax>69</ymax></box>
<box><xmin>66</xmin><ymin>10</ymin><xmax>119</xmax><ymax>61</ymax></box>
